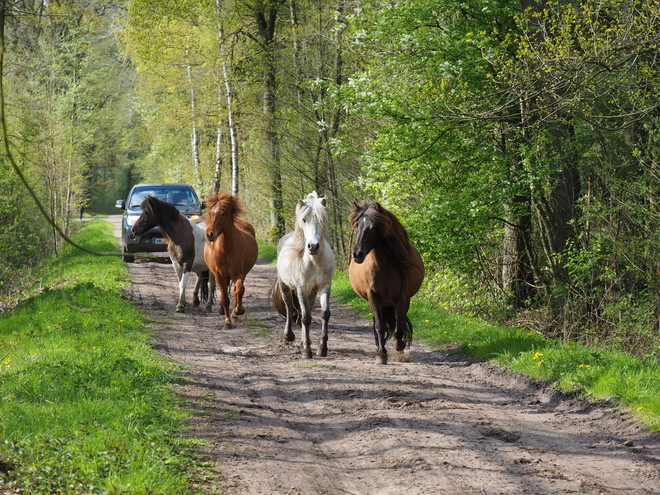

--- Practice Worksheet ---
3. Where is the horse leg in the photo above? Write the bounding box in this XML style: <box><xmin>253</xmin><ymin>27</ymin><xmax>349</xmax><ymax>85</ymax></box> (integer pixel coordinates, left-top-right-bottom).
<box><xmin>394</xmin><ymin>299</ymin><xmax>410</xmax><ymax>352</ymax></box>
<box><xmin>193</xmin><ymin>274</ymin><xmax>201</xmax><ymax>307</ymax></box>
<box><xmin>172</xmin><ymin>262</ymin><xmax>188</xmax><ymax>313</ymax></box>
<box><xmin>217</xmin><ymin>276</ymin><xmax>232</xmax><ymax>327</ymax></box>
<box><xmin>317</xmin><ymin>285</ymin><xmax>331</xmax><ymax>357</ymax></box>
<box><xmin>231</xmin><ymin>276</ymin><xmax>246</xmax><ymax>316</ymax></box>
<box><xmin>204</xmin><ymin>274</ymin><xmax>215</xmax><ymax>313</ymax></box>
<box><xmin>369</xmin><ymin>295</ymin><xmax>388</xmax><ymax>364</ymax></box>
<box><xmin>279</xmin><ymin>282</ymin><xmax>296</xmax><ymax>343</ymax></box>
<box><xmin>298</xmin><ymin>291</ymin><xmax>316</xmax><ymax>360</ymax></box>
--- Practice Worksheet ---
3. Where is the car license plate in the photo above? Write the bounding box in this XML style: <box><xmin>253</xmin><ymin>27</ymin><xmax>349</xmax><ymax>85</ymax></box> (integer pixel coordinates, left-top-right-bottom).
<box><xmin>153</xmin><ymin>238</ymin><xmax>167</xmax><ymax>244</ymax></box>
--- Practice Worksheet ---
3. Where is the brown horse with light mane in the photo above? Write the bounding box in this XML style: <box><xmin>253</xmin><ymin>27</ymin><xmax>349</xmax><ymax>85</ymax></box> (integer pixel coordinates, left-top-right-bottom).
<box><xmin>203</xmin><ymin>192</ymin><xmax>258</xmax><ymax>328</ymax></box>
<box><xmin>348</xmin><ymin>202</ymin><xmax>425</xmax><ymax>364</ymax></box>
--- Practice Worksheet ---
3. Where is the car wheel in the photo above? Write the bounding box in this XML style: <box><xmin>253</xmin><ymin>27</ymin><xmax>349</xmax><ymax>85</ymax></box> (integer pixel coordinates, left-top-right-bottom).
<box><xmin>122</xmin><ymin>248</ymin><xmax>135</xmax><ymax>263</ymax></box>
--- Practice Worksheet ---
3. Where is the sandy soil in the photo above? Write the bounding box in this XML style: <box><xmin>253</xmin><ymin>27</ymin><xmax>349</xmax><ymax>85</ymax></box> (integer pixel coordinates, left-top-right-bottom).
<box><xmin>109</xmin><ymin>216</ymin><xmax>660</xmax><ymax>495</ymax></box>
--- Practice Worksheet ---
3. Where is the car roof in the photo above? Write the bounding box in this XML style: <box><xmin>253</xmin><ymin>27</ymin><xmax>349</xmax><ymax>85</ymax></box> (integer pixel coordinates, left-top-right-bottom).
<box><xmin>130</xmin><ymin>183</ymin><xmax>195</xmax><ymax>189</ymax></box>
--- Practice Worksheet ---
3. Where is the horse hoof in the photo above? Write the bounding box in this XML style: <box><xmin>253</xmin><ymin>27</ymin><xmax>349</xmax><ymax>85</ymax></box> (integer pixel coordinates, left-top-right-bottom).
<box><xmin>302</xmin><ymin>349</ymin><xmax>313</xmax><ymax>359</ymax></box>
<box><xmin>395</xmin><ymin>340</ymin><xmax>406</xmax><ymax>352</ymax></box>
<box><xmin>175</xmin><ymin>306</ymin><xmax>185</xmax><ymax>313</ymax></box>
<box><xmin>375</xmin><ymin>354</ymin><xmax>388</xmax><ymax>365</ymax></box>
<box><xmin>204</xmin><ymin>306</ymin><xmax>212</xmax><ymax>313</ymax></box>
<box><xmin>224</xmin><ymin>322</ymin><xmax>233</xmax><ymax>329</ymax></box>
<box><xmin>285</xmin><ymin>332</ymin><xmax>296</xmax><ymax>342</ymax></box>
<box><xmin>316</xmin><ymin>347</ymin><xmax>328</xmax><ymax>358</ymax></box>
<box><xmin>235</xmin><ymin>306</ymin><xmax>245</xmax><ymax>316</ymax></box>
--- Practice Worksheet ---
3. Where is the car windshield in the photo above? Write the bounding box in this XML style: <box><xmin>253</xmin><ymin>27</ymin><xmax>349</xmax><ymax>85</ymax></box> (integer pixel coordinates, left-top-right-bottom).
<box><xmin>128</xmin><ymin>187</ymin><xmax>198</xmax><ymax>209</ymax></box>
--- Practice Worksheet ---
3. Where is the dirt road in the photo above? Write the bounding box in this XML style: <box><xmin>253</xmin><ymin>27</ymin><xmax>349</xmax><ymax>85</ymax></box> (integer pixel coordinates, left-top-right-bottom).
<box><xmin>109</xmin><ymin>216</ymin><xmax>660</xmax><ymax>494</ymax></box>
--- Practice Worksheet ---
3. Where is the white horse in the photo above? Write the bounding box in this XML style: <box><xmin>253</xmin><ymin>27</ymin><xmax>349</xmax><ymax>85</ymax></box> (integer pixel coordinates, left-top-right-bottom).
<box><xmin>132</xmin><ymin>196</ymin><xmax>211</xmax><ymax>313</ymax></box>
<box><xmin>272</xmin><ymin>191</ymin><xmax>335</xmax><ymax>358</ymax></box>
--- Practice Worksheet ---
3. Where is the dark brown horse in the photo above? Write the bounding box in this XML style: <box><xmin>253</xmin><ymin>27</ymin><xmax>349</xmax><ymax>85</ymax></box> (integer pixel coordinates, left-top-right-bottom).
<box><xmin>204</xmin><ymin>192</ymin><xmax>258</xmax><ymax>328</ymax></box>
<box><xmin>348</xmin><ymin>202</ymin><xmax>425</xmax><ymax>364</ymax></box>
<box><xmin>132</xmin><ymin>196</ymin><xmax>210</xmax><ymax>313</ymax></box>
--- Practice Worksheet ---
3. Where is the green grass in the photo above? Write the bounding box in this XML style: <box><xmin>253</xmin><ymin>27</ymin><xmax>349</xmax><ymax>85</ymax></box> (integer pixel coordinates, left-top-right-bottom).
<box><xmin>332</xmin><ymin>270</ymin><xmax>660</xmax><ymax>431</ymax></box>
<box><xmin>257</xmin><ymin>240</ymin><xmax>277</xmax><ymax>264</ymax></box>
<box><xmin>0</xmin><ymin>220</ymin><xmax>199</xmax><ymax>494</ymax></box>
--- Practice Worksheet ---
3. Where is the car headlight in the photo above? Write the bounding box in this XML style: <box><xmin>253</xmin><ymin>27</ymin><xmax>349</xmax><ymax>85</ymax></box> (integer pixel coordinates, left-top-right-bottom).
<box><xmin>190</xmin><ymin>214</ymin><xmax>201</xmax><ymax>221</ymax></box>
<box><xmin>125</xmin><ymin>214</ymin><xmax>140</xmax><ymax>227</ymax></box>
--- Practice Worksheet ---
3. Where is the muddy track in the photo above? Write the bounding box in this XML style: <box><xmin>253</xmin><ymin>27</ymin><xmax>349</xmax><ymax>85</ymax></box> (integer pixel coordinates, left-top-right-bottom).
<box><xmin>110</xmin><ymin>216</ymin><xmax>660</xmax><ymax>494</ymax></box>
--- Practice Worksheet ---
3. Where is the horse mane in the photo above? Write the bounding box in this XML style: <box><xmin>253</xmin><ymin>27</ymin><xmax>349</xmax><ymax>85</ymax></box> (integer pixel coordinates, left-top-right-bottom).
<box><xmin>141</xmin><ymin>196</ymin><xmax>180</xmax><ymax>223</ymax></box>
<box><xmin>350</xmin><ymin>202</ymin><xmax>414</xmax><ymax>265</ymax></box>
<box><xmin>292</xmin><ymin>191</ymin><xmax>329</xmax><ymax>247</ymax></box>
<box><xmin>205</xmin><ymin>191</ymin><xmax>246</xmax><ymax>222</ymax></box>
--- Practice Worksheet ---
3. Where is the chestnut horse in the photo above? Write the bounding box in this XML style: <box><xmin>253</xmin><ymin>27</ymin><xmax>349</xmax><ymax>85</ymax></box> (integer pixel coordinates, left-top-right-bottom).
<box><xmin>272</xmin><ymin>191</ymin><xmax>335</xmax><ymax>359</ymax></box>
<box><xmin>132</xmin><ymin>196</ymin><xmax>210</xmax><ymax>313</ymax></box>
<box><xmin>204</xmin><ymin>192</ymin><xmax>258</xmax><ymax>327</ymax></box>
<box><xmin>348</xmin><ymin>202</ymin><xmax>425</xmax><ymax>364</ymax></box>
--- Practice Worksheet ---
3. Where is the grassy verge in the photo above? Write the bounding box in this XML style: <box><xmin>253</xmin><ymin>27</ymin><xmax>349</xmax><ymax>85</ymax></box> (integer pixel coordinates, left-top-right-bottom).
<box><xmin>0</xmin><ymin>220</ymin><xmax>199</xmax><ymax>494</ymax></box>
<box><xmin>256</xmin><ymin>240</ymin><xmax>277</xmax><ymax>264</ymax></box>
<box><xmin>332</xmin><ymin>270</ymin><xmax>660</xmax><ymax>431</ymax></box>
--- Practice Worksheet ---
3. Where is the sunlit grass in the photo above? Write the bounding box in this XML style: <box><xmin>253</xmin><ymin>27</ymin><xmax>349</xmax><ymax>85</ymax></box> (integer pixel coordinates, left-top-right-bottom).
<box><xmin>0</xmin><ymin>220</ymin><xmax>199</xmax><ymax>494</ymax></box>
<box><xmin>257</xmin><ymin>239</ymin><xmax>278</xmax><ymax>264</ymax></box>
<box><xmin>332</xmin><ymin>270</ymin><xmax>660</xmax><ymax>431</ymax></box>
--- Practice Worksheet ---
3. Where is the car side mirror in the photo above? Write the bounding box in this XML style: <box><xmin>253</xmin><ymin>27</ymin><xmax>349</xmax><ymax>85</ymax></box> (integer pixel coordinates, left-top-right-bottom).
<box><xmin>201</xmin><ymin>201</ymin><xmax>206</xmax><ymax>210</ymax></box>
<box><xmin>115</xmin><ymin>199</ymin><xmax>126</xmax><ymax>210</ymax></box>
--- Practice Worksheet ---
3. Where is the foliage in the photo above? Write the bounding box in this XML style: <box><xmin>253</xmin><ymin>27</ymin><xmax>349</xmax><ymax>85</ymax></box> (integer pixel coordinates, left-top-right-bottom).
<box><xmin>0</xmin><ymin>220</ymin><xmax>199</xmax><ymax>494</ymax></box>
<box><xmin>342</xmin><ymin>0</ymin><xmax>660</xmax><ymax>352</ymax></box>
<box><xmin>5</xmin><ymin>0</ymin><xmax>660</xmax><ymax>358</ymax></box>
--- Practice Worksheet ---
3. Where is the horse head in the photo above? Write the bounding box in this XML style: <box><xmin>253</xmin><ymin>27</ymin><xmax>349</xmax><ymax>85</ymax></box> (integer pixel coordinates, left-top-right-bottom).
<box><xmin>205</xmin><ymin>192</ymin><xmax>244</xmax><ymax>242</ymax></box>
<box><xmin>349</xmin><ymin>202</ymin><xmax>392</xmax><ymax>264</ymax></box>
<box><xmin>132</xmin><ymin>196</ymin><xmax>178</xmax><ymax>236</ymax></box>
<box><xmin>350</xmin><ymin>201</ymin><xmax>413</xmax><ymax>265</ymax></box>
<box><xmin>295</xmin><ymin>191</ymin><xmax>328</xmax><ymax>256</ymax></box>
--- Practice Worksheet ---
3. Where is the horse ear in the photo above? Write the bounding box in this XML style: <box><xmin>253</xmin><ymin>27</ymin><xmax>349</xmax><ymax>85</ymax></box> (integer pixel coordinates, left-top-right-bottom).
<box><xmin>298</xmin><ymin>199</ymin><xmax>305</xmax><ymax>208</ymax></box>
<box><xmin>321</xmin><ymin>198</ymin><xmax>327</xmax><ymax>207</ymax></box>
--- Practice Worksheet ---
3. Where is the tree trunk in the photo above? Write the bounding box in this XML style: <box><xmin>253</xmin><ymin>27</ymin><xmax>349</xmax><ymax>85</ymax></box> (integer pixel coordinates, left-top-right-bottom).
<box><xmin>185</xmin><ymin>44</ymin><xmax>202</xmax><ymax>192</ymax></box>
<box><xmin>256</xmin><ymin>2</ymin><xmax>285</xmax><ymax>238</ymax></box>
<box><xmin>502</xmin><ymin>195</ymin><xmax>534</xmax><ymax>308</ymax></box>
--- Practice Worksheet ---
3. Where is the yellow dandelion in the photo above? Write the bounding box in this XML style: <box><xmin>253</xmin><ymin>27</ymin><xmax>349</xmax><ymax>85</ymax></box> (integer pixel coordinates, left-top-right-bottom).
<box><xmin>425</xmin><ymin>320</ymin><xmax>430</xmax><ymax>323</ymax></box>
<box><xmin>527</xmin><ymin>332</ymin><xmax>533</xmax><ymax>336</ymax></box>
<box><xmin>637</xmin><ymin>407</ymin><xmax>644</xmax><ymax>411</ymax></box>
<box><xmin>533</xmin><ymin>352</ymin><xmax>543</xmax><ymax>360</ymax></box>
<box><xmin>537</xmin><ymin>360</ymin><xmax>544</xmax><ymax>366</ymax></box>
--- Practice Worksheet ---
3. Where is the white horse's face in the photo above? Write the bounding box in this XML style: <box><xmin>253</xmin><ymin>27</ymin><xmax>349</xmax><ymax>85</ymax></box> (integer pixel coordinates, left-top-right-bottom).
<box><xmin>297</xmin><ymin>195</ymin><xmax>327</xmax><ymax>256</ymax></box>
<box><xmin>301</xmin><ymin>209</ymin><xmax>322</xmax><ymax>255</ymax></box>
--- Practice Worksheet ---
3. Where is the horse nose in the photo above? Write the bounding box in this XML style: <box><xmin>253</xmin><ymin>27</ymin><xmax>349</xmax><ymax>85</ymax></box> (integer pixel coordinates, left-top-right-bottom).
<box><xmin>206</xmin><ymin>231</ymin><xmax>215</xmax><ymax>242</ymax></box>
<box><xmin>353</xmin><ymin>250</ymin><xmax>364</xmax><ymax>263</ymax></box>
<box><xmin>307</xmin><ymin>242</ymin><xmax>320</xmax><ymax>255</ymax></box>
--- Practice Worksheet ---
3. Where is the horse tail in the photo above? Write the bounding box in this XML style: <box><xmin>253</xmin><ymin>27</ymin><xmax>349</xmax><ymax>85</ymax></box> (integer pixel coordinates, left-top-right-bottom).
<box><xmin>270</xmin><ymin>278</ymin><xmax>302</xmax><ymax>324</ymax></box>
<box><xmin>383</xmin><ymin>307</ymin><xmax>413</xmax><ymax>345</ymax></box>
<box><xmin>271</xmin><ymin>278</ymin><xmax>287</xmax><ymax>318</ymax></box>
